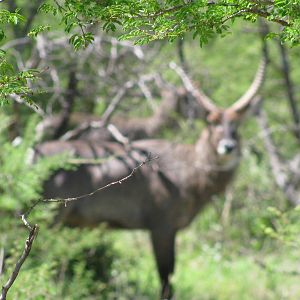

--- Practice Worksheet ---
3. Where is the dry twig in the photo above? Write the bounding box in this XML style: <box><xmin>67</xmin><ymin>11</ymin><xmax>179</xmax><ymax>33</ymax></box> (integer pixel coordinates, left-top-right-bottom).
<box><xmin>0</xmin><ymin>225</ymin><xmax>39</xmax><ymax>300</ymax></box>
<box><xmin>257</xmin><ymin>111</ymin><xmax>300</xmax><ymax>206</ymax></box>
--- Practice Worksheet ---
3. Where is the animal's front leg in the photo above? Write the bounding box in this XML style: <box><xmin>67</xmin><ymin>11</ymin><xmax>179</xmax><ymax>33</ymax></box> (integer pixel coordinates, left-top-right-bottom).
<box><xmin>150</xmin><ymin>228</ymin><xmax>176</xmax><ymax>299</ymax></box>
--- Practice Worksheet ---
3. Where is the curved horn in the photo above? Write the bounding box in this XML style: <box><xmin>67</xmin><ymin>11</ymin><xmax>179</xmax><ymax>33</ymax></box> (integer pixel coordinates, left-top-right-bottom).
<box><xmin>169</xmin><ymin>61</ymin><xmax>218</xmax><ymax>113</ymax></box>
<box><xmin>230</xmin><ymin>56</ymin><xmax>267</xmax><ymax>112</ymax></box>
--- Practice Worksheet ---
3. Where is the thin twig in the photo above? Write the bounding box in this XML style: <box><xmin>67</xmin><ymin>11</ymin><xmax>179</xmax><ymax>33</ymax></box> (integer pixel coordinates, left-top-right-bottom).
<box><xmin>0</xmin><ymin>225</ymin><xmax>39</xmax><ymax>300</ymax></box>
<box><xmin>221</xmin><ymin>7</ymin><xmax>289</xmax><ymax>27</ymax></box>
<box><xmin>42</xmin><ymin>156</ymin><xmax>157</xmax><ymax>204</ymax></box>
<box><xmin>22</xmin><ymin>155</ymin><xmax>157</xmax><ymax>219</ymax></box>
<box><xmin>0</xmin><ymin>248</ymin><xmax>4</xmax><ymax>278</ymax></box>
<box><xmin>10</xmin><ymin>94</ymin><xmax>45</xmax><ymax>117</ymax></box>
<box><xmin>59</xmin><ymin>74</ymin><xmax>158</xmax><ymax>141</ymax></box>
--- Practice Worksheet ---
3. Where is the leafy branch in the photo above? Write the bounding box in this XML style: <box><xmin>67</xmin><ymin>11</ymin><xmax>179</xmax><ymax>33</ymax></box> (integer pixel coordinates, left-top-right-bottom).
<box><xmin>0</xmin><ymin>8</ymin><xmax>40</xmax><ymax>105</ymax></box>
<box><xmin>39</xmin><ymin>0</ymin><xmax>300</xmax><ymax>47</ymax></box>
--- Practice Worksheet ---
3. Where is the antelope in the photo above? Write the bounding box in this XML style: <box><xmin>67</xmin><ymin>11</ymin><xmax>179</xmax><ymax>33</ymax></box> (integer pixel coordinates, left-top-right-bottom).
<box><xmin>35</xmin><ymin>57</ymin><xmax>266</xmax><ymax>299</ymax></box>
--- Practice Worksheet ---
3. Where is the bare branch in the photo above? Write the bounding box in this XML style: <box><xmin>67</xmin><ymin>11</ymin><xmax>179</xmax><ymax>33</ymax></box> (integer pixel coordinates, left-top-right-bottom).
<box><xmin>22</xmin><ymin>155</ymin><xmax>156</xmax><ymax>222</ymax></box>
<box><xmin>101</xmin><ymin>80</ymin><xmax>135</xmax><ymax>125</ymax></box>
<box><xmin>0</xmin><ymin>248</ymin><xmax>4</xmax><ymax>278</ymax></box>
<box><xmin>1</xmin><ymin>38</ymin><xmax>30</xmax><ymax>51</ymax></box>
<box><xmin>257</xmin><ymin>111</ymin><xmax>300</xmax><ymax>206</ymax></box>
<box><xmin>138</xmin><ymin>79</ymin><xmax>156</xmax><ymax>110</ymax></box>
<box><xmin>58</xmin><ymin>79</ymin><xmax>134</xmax><ymax>141</ymax></box>
<box><xmin>107</xmin><ymin>124</ymin><xmax>130</xmax><ymax>145</ymax></box>
<box><xmin>53</xmin><ymin>68</ymin><xmax>78</xmax><ymax>139</ymax></box>
<box><xmin>278</xmin><ymin>42</ymin><xmax>300</xmax><ymax>143</ymax></box>
<box><xmin>43</xmin><ymin>156</ymin><xmax>157</xmax><ymax>204</ymax></box>
<box><xmin>10</xmin><ymin>94</ymin><xmax>45</xmax><ymax>116</ymax></box>
<box><xmin>0</xmin><ymin>225</ymin><xmax>39</xmax><ymax>300</ymax></box>
<box><xmin>59</xmin><ymin>74</ymin><xmax>159</xmax><ymax>141</ymax></box>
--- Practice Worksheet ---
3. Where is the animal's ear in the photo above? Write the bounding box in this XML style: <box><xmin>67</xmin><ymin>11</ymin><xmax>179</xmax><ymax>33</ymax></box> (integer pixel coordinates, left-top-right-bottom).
<box><xmin>206</xmin><ymin>110</ymin><xmax>222</xmax><ymax>124</ymax></box>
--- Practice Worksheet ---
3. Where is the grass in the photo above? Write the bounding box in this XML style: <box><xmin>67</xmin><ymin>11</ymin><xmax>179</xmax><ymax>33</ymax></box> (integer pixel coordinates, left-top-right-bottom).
<box><xmin>107</xmin><ymin>207</ymin><xmax>300</xmax><ymax>300</ymax></box>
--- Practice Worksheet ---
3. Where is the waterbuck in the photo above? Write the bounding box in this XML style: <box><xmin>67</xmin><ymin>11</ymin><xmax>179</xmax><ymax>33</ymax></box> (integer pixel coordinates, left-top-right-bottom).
<box><xmin>36</xmin><ymin>57</ymin><xmax>266</xmax><ymax>299</ymax></box>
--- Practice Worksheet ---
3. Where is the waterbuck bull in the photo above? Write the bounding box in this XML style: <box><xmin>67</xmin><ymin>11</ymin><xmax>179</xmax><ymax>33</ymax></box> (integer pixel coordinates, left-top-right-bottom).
<box><xmin>36</xmin><ymin>57</ymin><xmax>266</xmax><ymax>299</ymax></box>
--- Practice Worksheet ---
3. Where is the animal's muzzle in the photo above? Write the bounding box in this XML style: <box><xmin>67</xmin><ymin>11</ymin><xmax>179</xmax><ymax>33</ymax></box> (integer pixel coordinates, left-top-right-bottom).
<box><xmin>217</xmin><ymin>139</ymin><xmax>237</xmax><ymax>155</ymax></box>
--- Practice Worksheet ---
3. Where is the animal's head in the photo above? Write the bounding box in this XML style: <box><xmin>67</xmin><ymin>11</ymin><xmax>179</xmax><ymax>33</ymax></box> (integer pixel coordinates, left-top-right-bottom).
<box><xmin>195</xmin><ymin>58</ymin><xmax>266</xmax><ymax>165</ymax></box>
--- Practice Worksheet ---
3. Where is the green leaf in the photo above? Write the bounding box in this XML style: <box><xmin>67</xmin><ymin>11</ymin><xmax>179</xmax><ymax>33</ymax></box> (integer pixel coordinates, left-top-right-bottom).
<box><xmin>28</xmin><ymin>25</ymin><xmax>51</xmax><ymax>38</ymax></box>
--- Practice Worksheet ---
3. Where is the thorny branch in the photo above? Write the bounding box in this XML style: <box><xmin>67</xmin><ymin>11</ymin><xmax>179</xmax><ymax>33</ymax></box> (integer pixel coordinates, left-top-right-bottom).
<box><xmin>47</xmin><ymin>157</ymin><xmax>155</xmax><ymax>203</ymax></box>
<box><xmin>23</xmin><ymin>155</ymin><xmax>157</xmax><ymax>220</ymax></box>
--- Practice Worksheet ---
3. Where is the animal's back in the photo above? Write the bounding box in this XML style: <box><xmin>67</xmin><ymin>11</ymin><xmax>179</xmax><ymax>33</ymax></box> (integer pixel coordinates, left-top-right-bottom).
<box><xmin>39</xmin><ymin>140</ymin><xmax>202</xmax><ymax>230</ymax></box>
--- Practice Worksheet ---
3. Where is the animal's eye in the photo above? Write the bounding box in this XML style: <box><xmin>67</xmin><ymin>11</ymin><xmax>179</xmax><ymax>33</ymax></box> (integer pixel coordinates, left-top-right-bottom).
<box><xmin>230</xmin><ymin>127</ymin><xmax>237</xmax><ymax>136</ymax></box>
<box><xmin>208</xmin><ymin>118</ymin><xmax>220</xmax><ymax>126</ymax></box>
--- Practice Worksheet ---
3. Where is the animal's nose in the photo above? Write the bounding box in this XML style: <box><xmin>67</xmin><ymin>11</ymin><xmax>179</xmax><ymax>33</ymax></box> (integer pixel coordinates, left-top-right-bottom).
<box><xmin>224</xmin><ymin>142</ymin><xmax>236</xmax><ymax>153</ymax></box>
<box><xmin>217</xmin><ymin>139</ymin><xmax>237</xmax><ymax>155</ymax></box>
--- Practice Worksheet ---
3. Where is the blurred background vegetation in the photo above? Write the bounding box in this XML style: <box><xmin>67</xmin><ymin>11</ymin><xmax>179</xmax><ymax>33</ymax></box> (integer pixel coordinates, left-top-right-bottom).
<box><xmin>0</xmin><ymin>1</ymin><xmax>300</xmax><ymax>299</ymax></box>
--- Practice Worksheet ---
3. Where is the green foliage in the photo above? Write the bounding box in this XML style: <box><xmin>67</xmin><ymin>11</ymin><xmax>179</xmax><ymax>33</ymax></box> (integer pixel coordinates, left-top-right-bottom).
<box><xmin>28</xmin><ymin>25</ymin><xmax>51</xmax><ymax>38</ymax></box>
<box><xmin>1</xmin><ymin>220</ymin><xmax>118</xmax><ymax>300</ymax></box>
<box><xmin>0</xmin><ymin>8</ymin><xmax>39</xmax><ymax>105</ymax></box>
<box><xmin>39</xmin><ymin>1</ymin><xmax>96</xmax><ymax>50</ymax></box>
<box><xmin>0</xmin><ymin>116</ymin><xmax>118</xmax><ymax>299</ymax></box>
<box><xmin>263</xmin><ymin>206</ymin><xmax>300</xmax><ymax>247</ymax></box>
<box><xmin>39</xmin><ymin>0</ymin><xmax>300</xmax><ymax>47</ymax></box>
<box><xmin>0</xmin><ymin>115</ymin><xmax>68</xmax><ymax>212</ymax></box>
<box><xmin>69</xmin><ymin>32</ymin><xmax>94</xmax><ymax>50</ymax></box>
<box><xmin>0</xmin><ymin>65</ymin><xmax>40</xmax><ymax>106</ymax></box>
<box><xmin>0</xmin><ymin>9</ymin><xmax>25</xmax><ymax>30</ymax></box>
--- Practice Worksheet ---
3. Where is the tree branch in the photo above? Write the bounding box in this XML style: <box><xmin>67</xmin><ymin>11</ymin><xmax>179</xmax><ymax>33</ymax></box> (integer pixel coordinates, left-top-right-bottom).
<box><xmin>257</xmin><ymin>111</ymin><xmax>300</xmax><ymax>206</ymax></box>
<box><xmin>222</xmin><ymin>7</ymin><xmax>288</xmax><ymax>26</ymax></box>
<box><xmin>53</xmin><ymin>68</ymin><xmax>78</xmax><ymax>139</ymax></box>
<box><xmin>0</xmin><ymin>225</ymin><xmax>39</xmax><ymax>300</ymax></box>
<box><xmin>278</xmin><ymin>42</ymin><xmax>300</xmax><ymax>143</ymax></box>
